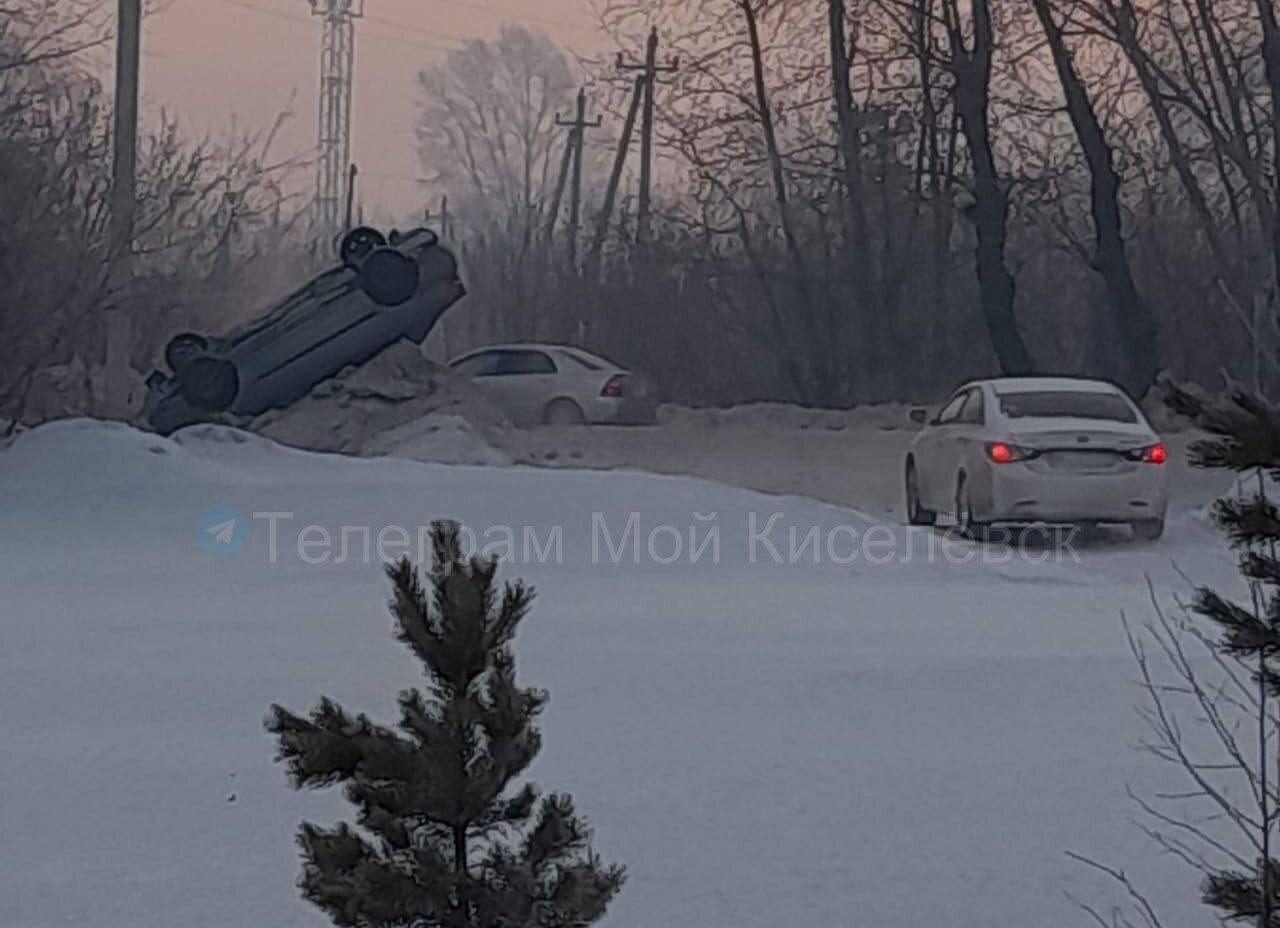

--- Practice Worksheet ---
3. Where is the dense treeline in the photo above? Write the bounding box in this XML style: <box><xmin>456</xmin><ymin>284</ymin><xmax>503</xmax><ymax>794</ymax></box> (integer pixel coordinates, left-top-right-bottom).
<box><xmin>424</xmin><ymin>0</ymin><xmax>1280</xmax><ymax>407</ymax></box>
<box><xmin>4</xmin><ymin>0</ymin><xmax>1279</xmax><ymax>421</ymax></box>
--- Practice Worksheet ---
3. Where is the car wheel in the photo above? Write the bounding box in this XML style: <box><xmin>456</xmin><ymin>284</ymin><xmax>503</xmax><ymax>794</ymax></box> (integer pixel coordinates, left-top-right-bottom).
<box><xmin>165</xmin><ymin>332</ymin><xmax>209</xmax><ymax>372</ymax></box>
<box><xmin>955</xmin><ymin>472</ymin><xmax>987</xmax><ymax>540</ymax></box>
<box><xmin>339</xmin><ymin>226</ymin><xmax>387</xmax><ymax>268</ymax></box>
<box><xmin>358</xmin><ymin>248</ymin><xmax>420</xmax><ymax>307</ymax></box>
<box><xmin>905</xmin><ymin>460</ymin><xmax>936</xmax><ymax>526</ymax></box>
<box><xmin>1132</xmin><ymin>518</ymin><xmax>1165</xmax><ymax>541</ymax></box>
<box><xmin>544</xmin><ymin>399</ymin><xmax>585</xmax><ymax>426</ymax></box>
<box><xmin>178</xmin><ymin>356</ymin><xmax>239</xmax><ymax>412</ymax></box>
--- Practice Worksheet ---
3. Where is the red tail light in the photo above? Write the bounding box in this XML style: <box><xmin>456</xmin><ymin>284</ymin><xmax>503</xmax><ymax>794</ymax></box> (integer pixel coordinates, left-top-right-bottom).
<box><xmin>1127</xmin><ymin>442</ymin><xmax>1167</xmax><ymax>464</ymax></box>
<box><xmin>601</xmin><ymin>375</ymin><xmax>624</xmax><ymax>398</ymax></box>
<box><xmin>987</xmin><ymin>442</ymin><xmax>1035</xmax><ymax>463</ymax></box>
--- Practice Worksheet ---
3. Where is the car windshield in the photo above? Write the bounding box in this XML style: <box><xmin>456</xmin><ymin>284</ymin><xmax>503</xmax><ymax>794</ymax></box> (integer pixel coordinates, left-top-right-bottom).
<box><xmin>997</xmin><ymin>390</ymin><xmax>1137</xmax><ymax>423</ymax></box>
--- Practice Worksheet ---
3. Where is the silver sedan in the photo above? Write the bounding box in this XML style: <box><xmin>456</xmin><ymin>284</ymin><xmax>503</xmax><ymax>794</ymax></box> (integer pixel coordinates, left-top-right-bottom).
<box><xmin>448</xmin><ymin>343</ymin><xmax>658</xmax><ymax>426</ymax></box>
<box><xmin>905</xmin><ymin>377</ymin><xmax>1169</xmax><ymax>540</ymax></box>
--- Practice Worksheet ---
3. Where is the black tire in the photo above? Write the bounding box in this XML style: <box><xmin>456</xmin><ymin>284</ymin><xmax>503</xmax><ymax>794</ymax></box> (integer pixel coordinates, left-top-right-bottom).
<box><xmin>165</xmin><ymin>332</ymin><xmax>208</xmax><ymax>372</ymax></box>
<box><xmin>178</xmin><ymin>356</ymin><xmax>239</xmax><ymax>412</ymax></box>
<box><xmin>357</xmin><ymin>248</ymin><xmax>420</xmax><ymax>307</ymax></box>
<box><xmin>1132</xmin><ymin>518</ymin><xmax>1165</xmax><ymax>541</ymax></box>
<box><xmin>905</xmin><ymin>460</ymin><xmax>936</xmax><ymax>526</ymax></box>
<box><xmin>544</xmin><ymin>398</ymin><xmax>585</xmax><ymax>426</ymax></box>
<box><xmin>339</xmin><ymin>226</ymin><xmax>387</xmax><ymax>268</ymax></box>
<box><xmin>955</xmin><ymin>472</ymin><xmax>988</xmax><ymax>540</ymax></box>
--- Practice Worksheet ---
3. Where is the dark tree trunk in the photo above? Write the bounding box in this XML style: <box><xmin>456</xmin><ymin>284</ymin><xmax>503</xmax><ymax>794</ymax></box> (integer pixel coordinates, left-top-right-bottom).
<box><xmin>1254</xmin><ymin>0</ymin><xmax>1280</xmax><ymax>304</ymax></box>
<box><xmin>1031</xmin><ymin>0</ymin><xmax>1158</xmax><ymax>395</ymax></box>
<box><xmin>948</xmin><ymin>0</ymin><xmax>1032</xmax><ymax>375</ymax></box>
<box><xmin>740</xmin><ymin>0</ymin><xmax>822</xmax><ymax>403</ymax></box>
<box><xmin>1106</xmin><ymin>0</ymin><xmax>1229</xmax><ymax>271</ymax></box>
<box><xmin>827</xmin><ymin>0</ymin><xmax>867</xmax><ymax>258</ymax></box>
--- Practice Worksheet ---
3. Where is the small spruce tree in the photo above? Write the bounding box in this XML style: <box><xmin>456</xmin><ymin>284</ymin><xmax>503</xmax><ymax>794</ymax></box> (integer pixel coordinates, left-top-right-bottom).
<box><xmin>1163</xmin><ymin>378</ymin><xmax>1280</xmax><ymax>924</ymax></box>
<box><xmin>266</xmin><ymin>521</ymin><xmax>624</xmax><ymax>928</ymax></box>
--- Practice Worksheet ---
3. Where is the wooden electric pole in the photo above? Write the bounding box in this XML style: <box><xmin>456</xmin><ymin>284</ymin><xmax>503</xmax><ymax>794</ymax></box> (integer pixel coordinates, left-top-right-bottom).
<box><xmin>618</xmin><ymin>27</ymin><xmax>677</xmax><ymax>247</ymax></box>
<box><xmin>551</xmin><ymin>87</ymin><xmax>600</xmax><ymax>269</ymax></box>
<box><xmin>105</xmin><ymin>0</ymin><xmax>141</xmax><ymax>418</ymax></box>
<box><xmin>424</xmin><ymin>195</ymin><xmax>450</xmax><ymax>240</ymax></box>
<box><xmin>110</xmin><ymin>0</ymin><xmax>141</xmax><ymax>259</ymax></box>
<box><xmin>589</xmin><ymin>74</ymin><xmax>644</xmax><ymax>269</ymax></box>
<box><xmin>545</xmin><ymin>131</ymin><xmax>574</xmax><ymax>243</ymax></box>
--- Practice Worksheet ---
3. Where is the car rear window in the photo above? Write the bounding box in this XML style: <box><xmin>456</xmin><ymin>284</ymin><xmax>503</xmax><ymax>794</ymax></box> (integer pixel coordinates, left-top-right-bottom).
<box><xmin>557</xmin><ymin>351</ymin><xmax>604</xmax><ymax>371</ymax></box>
<box><xmin>997</xmin><ymin>390</ymin><xmax>1137</xmax><ymax>422</ymax></box>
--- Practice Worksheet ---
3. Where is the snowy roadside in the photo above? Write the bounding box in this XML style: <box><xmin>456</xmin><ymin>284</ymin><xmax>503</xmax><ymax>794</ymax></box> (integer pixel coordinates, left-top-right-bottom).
<box><xmin>0</xmin><ymin>419</ymin><xmax>1243</xmax><ymax>928</ymax></box>
<box><xmin>500</xmin><ymin>407</ymin><xmax>1234</xmax><ymax>526</ymax></box>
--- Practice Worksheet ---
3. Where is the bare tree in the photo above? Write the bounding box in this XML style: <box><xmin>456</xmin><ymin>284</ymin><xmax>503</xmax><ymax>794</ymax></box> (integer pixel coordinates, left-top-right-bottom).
<box><xmin>415</xmin><ymin>26</ymin><xmax>577</xmax><ymax>244</ymax></box>
<box><xmin>938</xmin><ymin>0</ymin><xmax>1033</xmax><ymax>375</ymax></box>
<box><xmin>1028</xmin><ymin>0</ymin><xmax>1158</xmax><ymax>396</ymax></box>
<box><xmin>0</xmin><ymin>3</ymin><xmax>306</xmax><ymax>428</ymax></box>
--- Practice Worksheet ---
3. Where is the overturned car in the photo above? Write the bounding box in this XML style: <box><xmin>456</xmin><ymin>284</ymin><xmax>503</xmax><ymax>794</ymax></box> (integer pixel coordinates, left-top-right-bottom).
<box><xmin>145</xmin><ymin>226</ymin><xmax>465</xmax><ymax>435</ymax></box>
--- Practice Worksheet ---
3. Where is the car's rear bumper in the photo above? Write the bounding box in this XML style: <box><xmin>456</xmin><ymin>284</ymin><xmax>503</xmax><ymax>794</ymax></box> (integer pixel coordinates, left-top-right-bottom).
<box><xmin>585</xmin><ymin>396</ymin><xmax>657</xmax><ymax>425</ymax></box>
<box><xmin>974</xmin><ymin>461</ymin><xmax>1168</xmax><ymax>524</ymax></box>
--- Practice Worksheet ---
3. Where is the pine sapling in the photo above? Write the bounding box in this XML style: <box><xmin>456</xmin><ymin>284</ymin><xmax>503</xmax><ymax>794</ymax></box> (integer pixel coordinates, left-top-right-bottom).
<box><xmin>266</xmin><ymin>520</ymin><xmax>624</xmax><ymax>927</ymax></box>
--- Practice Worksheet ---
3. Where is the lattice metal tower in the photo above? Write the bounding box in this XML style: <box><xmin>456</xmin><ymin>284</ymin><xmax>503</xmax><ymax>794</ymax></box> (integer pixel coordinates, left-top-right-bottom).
<box><xmin>308</xmin><ymin>0</ymin><xmax>363</xmax><ymax>238</ymax></box>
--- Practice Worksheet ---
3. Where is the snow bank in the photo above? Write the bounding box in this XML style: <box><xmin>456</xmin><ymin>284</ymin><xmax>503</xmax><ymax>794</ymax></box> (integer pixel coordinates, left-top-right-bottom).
<box><xmin>248</xmin><ymin>339</ymin><xmax>513</xmax><ymax>464</ymax></box>
<box><xmin>364</xmin><ymin>413</ymin><xmax>513</xmax><ymax>467</ymax></box>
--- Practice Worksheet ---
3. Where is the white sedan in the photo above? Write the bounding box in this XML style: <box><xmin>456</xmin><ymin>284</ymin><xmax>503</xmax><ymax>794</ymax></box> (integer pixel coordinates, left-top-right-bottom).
<box><xmin>448</xmin><ymin>343</ymin><xmax>658</xmax><ymax>426</ymax></box>
<box><xmin>905</xmin><ymin>377</ymin><xmax>1169</xmax><ymax>540</ymax></box>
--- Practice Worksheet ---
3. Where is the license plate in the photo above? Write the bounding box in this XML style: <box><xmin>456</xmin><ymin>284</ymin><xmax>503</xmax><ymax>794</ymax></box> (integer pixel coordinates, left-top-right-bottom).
<box><xmin>1048</xmin><ymin>451</ymin><xmax>1117</xmax><ymax>471</ymax></box>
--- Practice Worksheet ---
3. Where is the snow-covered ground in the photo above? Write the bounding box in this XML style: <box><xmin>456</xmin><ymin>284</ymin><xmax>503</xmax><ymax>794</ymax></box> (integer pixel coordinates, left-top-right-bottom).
<box><xmin>0</xmin><ymin>418</ymin><xmax>1245</xmax><ymax>928</ymax></box>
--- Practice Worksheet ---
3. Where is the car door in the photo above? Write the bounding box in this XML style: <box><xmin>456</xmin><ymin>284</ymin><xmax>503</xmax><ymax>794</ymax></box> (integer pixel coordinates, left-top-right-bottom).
<box><xmin>450</xmin><ymin>349</ymin><xmax>506</xmax><ymax>408</ymax></box>
<box><xmin>489</xmin><ymin>349</ymin><xmax>560</xmax><ymax>424</ymax></box>
<box><xmin>945</xmin><ymin>387</ymin><xmax>987</xmax><ymax>490</ymax></box>
<box><xmin>917</xmin><ymin>391</ymin><xmax>968</xmax><ymax>510</ymax></box>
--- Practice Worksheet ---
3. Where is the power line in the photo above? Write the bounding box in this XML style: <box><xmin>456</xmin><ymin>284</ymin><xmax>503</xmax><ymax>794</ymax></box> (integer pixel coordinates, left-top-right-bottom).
<box><xmin>211</xmin><ymin>0</ymin><xmax>462</xmax><ymax>52</ymax></box>
<box><xmin>357</xmin><ymin>23</ymin><xmax>462</xmax><ymax>52</ymax></box>
<box><xmin>409</xmin><ymin>0</ymin><xmax>599</xmax><ymax>36</ymax></box>
<box><xmin>213</xmin><ymin>0</ymin><xmax>589</xmax><ymax>48</ymax></box>
<box><xmin>362</xmin><ymin>12</ymin><xmax>474</xmax><ymax>45</ymax></box>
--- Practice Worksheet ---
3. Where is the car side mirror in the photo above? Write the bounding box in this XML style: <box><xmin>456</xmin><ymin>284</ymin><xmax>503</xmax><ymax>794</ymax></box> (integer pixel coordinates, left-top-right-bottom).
<box><xmin>908</xmin><ymin>407</ymin><xmax>929</xmax><ymax>426</ymax></box>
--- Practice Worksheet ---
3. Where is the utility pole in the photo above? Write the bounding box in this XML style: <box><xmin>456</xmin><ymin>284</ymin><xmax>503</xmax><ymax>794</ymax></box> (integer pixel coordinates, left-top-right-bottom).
<box><xmin>104</xmin><ymin>0</ymin><xmax>141</xmax><ymax>418</ymax></box>
<box><xmin>308</xmin><ymin>0</ymin><xmax>364</xmax><ymax>243</ymax></box>
<box><xmin>589</xmin><ymin>74</ymin><xmax>643</xmax><ymax>268</ymax></box>
<box><xmin>215</xmin><ymin>189</ymin><xmax>240</xmax><ymax>278</ymax></box>
<box><xmin>545</xmin><ymin>129</ymin><xmax>574</xmax><ymax>243</ymax></box>
<box><xmin>345</xmin><ymin>162</ymin><xmax>358</xmax><ymax>230</ymax></box>
<box><xmin>109</xmin><ymin>0</ymin><xmax>141</xmax><ymax>259</ymax></box>
<box><xmin>553</xmin><ymin>88</ymin><xmax>600</xmax><ymax>269</ymax></box>
<box><xmin>425</xmin><ymin>195</ymin><xmax>449</xmax><ymax>239</ymax></box>
<box><xmin>618</xmin><ymin>27</ymin><xmax>677</xmax><ymax>247</ymax></box>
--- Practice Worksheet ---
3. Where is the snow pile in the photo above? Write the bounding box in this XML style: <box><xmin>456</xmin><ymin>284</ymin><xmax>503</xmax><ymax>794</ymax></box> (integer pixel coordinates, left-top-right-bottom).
<box><xmin>0</xmin><ymin>420</ymin><xmax>1244</xmax><ymax>928</ymax></box>
<box><xmin>364</xmin><ymin>413</ymin><xmax>513</xmax><ymax>467</ymax></box>
<box><xmin>248</xmin><ymin>339</ymin><xmax>512</xmax><ymax>463</ymax></box>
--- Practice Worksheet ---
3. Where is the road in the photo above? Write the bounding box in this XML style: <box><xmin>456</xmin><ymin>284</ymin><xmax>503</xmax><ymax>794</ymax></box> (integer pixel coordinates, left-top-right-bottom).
<box><xmin>513</xmin><ymin>409</ymin><xmax>1235</xmax><ymax>525</ymax></box>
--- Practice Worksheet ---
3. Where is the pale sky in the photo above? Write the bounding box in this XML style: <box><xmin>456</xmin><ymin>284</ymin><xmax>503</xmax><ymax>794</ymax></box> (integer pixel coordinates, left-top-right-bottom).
<box><xmin>139</xmin><ymin>0</ymin><xmax>607</xmax><ymax>220</ymax></box>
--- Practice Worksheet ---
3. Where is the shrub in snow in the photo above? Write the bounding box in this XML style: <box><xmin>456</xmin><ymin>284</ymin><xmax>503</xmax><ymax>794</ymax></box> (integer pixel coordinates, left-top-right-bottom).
<box><xmin>1109</xmin><ymin>381</ymin><xmax>1280</xmax><ymax>924</ymax></box>
<box><xmin>266</xmin><ymin>521</ymin><xmax>624</xmax><ymax>927</ymax></box>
